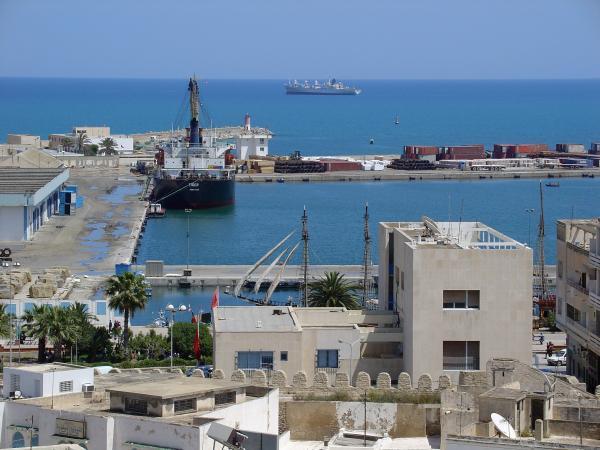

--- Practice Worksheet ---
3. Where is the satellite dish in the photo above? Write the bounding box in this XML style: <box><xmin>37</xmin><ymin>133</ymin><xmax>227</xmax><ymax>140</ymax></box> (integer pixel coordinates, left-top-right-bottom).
<box><xmin>491</xmin><ymin>413</ymin><xmax>517</xmax><ymax>439</ymax></box>
<box><xmin>13</xmin><ymin>390</ymin><xmax>22</xmax><ymax>399</ymax></box>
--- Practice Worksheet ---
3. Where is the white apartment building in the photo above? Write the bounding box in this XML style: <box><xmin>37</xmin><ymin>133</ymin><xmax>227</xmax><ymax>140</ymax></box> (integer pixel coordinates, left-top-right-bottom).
<box><xmin>213</xmin><ymin>306</ymin><xmax>402</xmax><ymax>383</ymax></box>
<box><xmin>555</xmin><ymin>218</ymin><xmax>600</xmax><ymax>391</ymax></box>
<box><xmin>378</xmin><ymin>217</ymin><xmax>532</xmax><ymax>382</ymax></box>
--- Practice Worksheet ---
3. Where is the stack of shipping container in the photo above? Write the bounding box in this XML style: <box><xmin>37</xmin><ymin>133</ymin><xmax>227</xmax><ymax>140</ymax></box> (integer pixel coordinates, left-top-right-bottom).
<box><xmin>492</xmin><ymin>144</ymin><xmax>549</xmax><ymax>159</ymax></box>
<box><xmin>438</xmin><ymin>145</ymin><xmax>486</xmax><ymax>160</ymax></box>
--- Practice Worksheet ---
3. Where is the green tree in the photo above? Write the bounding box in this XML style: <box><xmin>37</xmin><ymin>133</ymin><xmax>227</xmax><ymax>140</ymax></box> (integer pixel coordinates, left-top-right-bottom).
<box><xmin>99</xmin><ymin>137</ymin><xmax>118</xmax><ymax>156</ymax></box>
<box><xmin>130</xmin><ymin>329</ymin><xmax>169</xmax><ymax>360</ymax></box>
<box><xmin>22</xmin><ymin>305</ymin><xmax>53</xmax><ymax>362</ymax></box>
<box><xmin>61</xmin><ymin>137</ymin><xmax>74</xmax><ymax>152</ymax></box>
<box><xmin>308</xmin><ymin>271</ymin><xmax>361</xmax><ymax>309</ymax></box>
<box><xmin>106</xmin><ymin>272</ymin><xmax>149</xmax><ymax>357</ymax></box>
<box><xmin>46</xmin><ymin>307</ymin><xmax>78</xmax><ymax>361</ymax></box>
<box><xmin>84</xmin><ymin>144</ymin><xmax>99</xmax><ymax>156</ymax></box>
<box><xmin>80</xmin><ymin>326</ymin><xmax>113</xmax><ymax>362</ymax></box>
<box><xmin>169</xmin><ymin>322</ymin><xmax>212</xmax><ymax>361</ymax></box>
<box><xmin>0</xmin><ymin>304</ymin><xmax>11</xmax><ymax>339</ymax></box>
<box><xmin>65</xmin><ymin>303</ymin><xmax>97</xmax><ymax>362</ymax></box>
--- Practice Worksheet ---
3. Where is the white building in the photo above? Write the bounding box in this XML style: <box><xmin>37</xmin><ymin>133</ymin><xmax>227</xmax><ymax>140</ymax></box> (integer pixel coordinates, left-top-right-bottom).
<box><xmin>0</xmin><ymin>168</ymin><xmax>69</xmax><ymax>241</ymax></box>
<box><xmin>555</xmin><ymin>218</ymin><xmax>600</xmax><ymax>391</ymax></box>
<box><xmin>378</xmin><ymin>217</ymin><xmax>532</xmax><ymax>382</ymax></box>
<box><xmin>213</xmin><ymin>306</ymin><xmax>402</xmax><ymax>383</ymax></box>
<box><xmin>2</xmin><ymin>364</ymin><xmax>94</xmax><ymax>399</ymax></box>
<box><xmin>0</xmin><ymin>370</ymin><xmax>278</xmax><ymax>450</ymax></box>
<box><xmin>235</xmin><ymin>114</ymin><xmax>272</xmax><ymax>160</ymax></box>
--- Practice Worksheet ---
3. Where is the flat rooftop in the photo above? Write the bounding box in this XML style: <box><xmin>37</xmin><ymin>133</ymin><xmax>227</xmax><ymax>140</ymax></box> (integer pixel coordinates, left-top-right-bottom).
<box><xmin>382</xmin><ymin>216</ymin><xmax>524</xmax><ymax>251</ymax></box>
<box><xmin>105</xmin><ymin>377</ymin><xmax>246</xmax><ymax>400</ymax></box>
<box><xmin>8</xmin><ymin>363</ymin><xmax>85</xmax><ymax>373</ymax></box>
<box><xmin>0</xmin><ymin>168</ymin><xmax>66</xmax><ymax>194</ymax></box>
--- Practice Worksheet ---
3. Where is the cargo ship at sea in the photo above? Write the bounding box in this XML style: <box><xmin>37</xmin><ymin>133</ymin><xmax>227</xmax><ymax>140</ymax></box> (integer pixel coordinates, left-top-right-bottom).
<box><xmin>151</xmin><ymin>78</ymin><xmax>235</xmax><ymax>209</ymax></box>
<box><xmin>284</xmin><ymin>78</ymin><xmax>361</xmax><ymax>95</ymax></box>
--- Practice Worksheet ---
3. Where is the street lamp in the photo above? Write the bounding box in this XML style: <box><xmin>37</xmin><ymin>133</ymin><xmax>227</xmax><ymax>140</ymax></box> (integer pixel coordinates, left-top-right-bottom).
<box><xmin>338</xmin><ymin>338</ymin><xmax>360</xmax><ymax>384</ymax></box>
<box><xmin>184</xmin><ymin>209</ymin><xmax>192</xmax><ymax>271</ymax></box>
<box><xmin>166</xmin><ymin>304</ymin><xmax>187</xmax><ymax>369</ymax></box>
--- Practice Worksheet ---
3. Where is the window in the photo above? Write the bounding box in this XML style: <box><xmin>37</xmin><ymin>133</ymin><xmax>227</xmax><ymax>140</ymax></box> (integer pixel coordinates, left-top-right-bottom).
<box><xmin>557</xmin><ymin>298</ymin><xmax>563</xmax><ymax>316</ymax></box>
<box><xmin>12</xmin><ymin>432</ymin><xmax>25</xmax><ymax>448</ymax></box>
<box><xmin>174</xmin><ymin>398</ymin><xmax>194</xmax><ymax>413</ymax></box>
<box><xmin>317</xmin><ymin>349</ymin><xmax>339</xmax><ymax>368</ymax></box>
<box><xmin>280</xmin><ymin>351</ymin><xmax>288</xmax><ymax>361</ymax></box>
<box><xmin>59</xmin><ymin>380</ymin><xmax>73</xmax><ymax>392</ymax></box>
<box><xmin>215</xmin><ymin>391</ymin><xmax>236</xmax><ymax>405</ymax></box>
<box><xmin>443</xmin><ymin>290</ymin><xmax>480</xmax><ymax>309</ymax></box>
<box><xmin>96</xmin><ymin>301</ymin><xmax>107</xmax><ymax>315</ymax></box>
<box><xmin>443</xmin><ymin>341</ymin><xmax>480</xmax><ymax>370</ymax></box>
<box><xmin>10</xmin><ymin>374</ymin><xmax>20</xmax><ymax>393</ymax></box>
<box><xmin>237</xmin><ymin>351</ymin><xmax>274</xmax><ymax>370</ymax></box>
<box><xmin>400</xmin><ymin>270</ymin><xmax>404</xmax><ymax>290</ymax></box>
<box><xmin>567</xmin><ymin>304</ymin><xmax>581</xmax><ymax>322</ymax></box>
<box><xmin>31</xmin><ymin>434</ymin><xmax>39</xmax><ymax>447</ymax></box>
<box><xmin>125</xmin><ymin>397</ymin><xmax>148</xmax><ymax>415</ymax></box>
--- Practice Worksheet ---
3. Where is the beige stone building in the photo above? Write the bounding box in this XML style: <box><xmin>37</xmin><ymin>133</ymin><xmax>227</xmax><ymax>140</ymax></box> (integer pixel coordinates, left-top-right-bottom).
<box><xmin>378</xmin><ymin>217</ymin><xmax>532</xmax><ymax>382</ymax></box>
<box><xmin>555</xmin><ymin>218</ymin><xmax>600</xmax><ymax>391</ymax></box>
<box><xmin>213</xmin><ymin>306</ymin><xmax>402</xmax><ymax>383</ymax></box>
<box><xmin>7</xmin><ymin>134</ymin><xmax>41</xmax><ymax>148</ymax></box>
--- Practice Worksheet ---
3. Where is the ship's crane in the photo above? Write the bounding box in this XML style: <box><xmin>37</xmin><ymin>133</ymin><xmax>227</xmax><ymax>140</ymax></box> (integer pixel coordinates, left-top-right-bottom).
<box><xmin>188</xmin><ymin>77</ymin><xmax>201</xmax><ymax>145</ymax></box>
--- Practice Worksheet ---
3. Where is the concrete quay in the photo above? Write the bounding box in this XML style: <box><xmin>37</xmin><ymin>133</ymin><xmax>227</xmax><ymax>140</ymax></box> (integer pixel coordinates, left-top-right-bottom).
<box><xmin>237</xmin><ymin>167</ymin><xmax>600</xmax><ymax>183</ymax></box>
<box><xmin>144</xmin><ymin>264</ymin><xmax>373</xmax><ymax>287</ymax></box>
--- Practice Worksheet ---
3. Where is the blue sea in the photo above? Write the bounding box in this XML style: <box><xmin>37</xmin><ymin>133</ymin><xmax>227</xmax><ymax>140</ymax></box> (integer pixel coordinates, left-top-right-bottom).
<box><xmin>2</xmin><ymin>78</ymin><xmax>600</xmax><ymax>155</ymax></box>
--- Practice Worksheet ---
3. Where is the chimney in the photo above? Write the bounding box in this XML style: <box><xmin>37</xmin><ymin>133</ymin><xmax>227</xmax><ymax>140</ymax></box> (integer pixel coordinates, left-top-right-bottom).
<box><xmin>244</xmin><ymin>113</ymin><xmax>251</xmax><ymax>131</ymax></box>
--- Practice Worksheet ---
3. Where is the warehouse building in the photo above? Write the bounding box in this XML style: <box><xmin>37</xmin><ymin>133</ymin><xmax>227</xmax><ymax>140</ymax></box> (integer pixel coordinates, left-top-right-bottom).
<box><xmin>0</xmin><ymin>168</ymin><xmax>70</xmax><ymax>241</ymax></box>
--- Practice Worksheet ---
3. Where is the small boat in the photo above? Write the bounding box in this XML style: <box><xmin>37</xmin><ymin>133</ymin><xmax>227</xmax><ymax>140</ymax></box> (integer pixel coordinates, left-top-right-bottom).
<box><xmin>147</xmin><ymin>203</ymin><xmax>166</xmax><ymax>218</ymax></box>
<box><xmin>394</xmin><ymin>116</ymin><xmax>400</xmax><ymax>125</ymax></box>
<box><xmin>178</xmin><ymin>277</ymin><xmax>192</xmax><ymax>288</ymax></box>
<box><xmin>369</xmin><ymin>138</ymin><xmax>374</xmax><ymax>145</ymax></box>
<box><xmin>276</xmin><ymin>178</ymin><xmax>285</xmax><ymax>183</ymax></box>
<box><xmin>546</xmin><ymin>182</ymin><xmax>560</xmax><ymax>187</ymax></box>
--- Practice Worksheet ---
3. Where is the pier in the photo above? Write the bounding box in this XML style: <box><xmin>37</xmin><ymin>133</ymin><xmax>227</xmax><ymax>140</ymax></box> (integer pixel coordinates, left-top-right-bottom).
<box><xmin>143</xmin><ymin>264</ymin><xmax>374</xmax><ymax>287</ymax></box>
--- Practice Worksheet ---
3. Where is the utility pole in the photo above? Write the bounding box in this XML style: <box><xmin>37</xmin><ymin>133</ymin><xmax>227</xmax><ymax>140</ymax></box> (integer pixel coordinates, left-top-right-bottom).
<box><xmin>362</xmin><ymin>203</ymin><xmax>371</xmax><ymax>307</ymax></box>
<box><xmin>301</xmin><ymin>206</ymin><xmax>309</xmax><ymax>307</ymax></box>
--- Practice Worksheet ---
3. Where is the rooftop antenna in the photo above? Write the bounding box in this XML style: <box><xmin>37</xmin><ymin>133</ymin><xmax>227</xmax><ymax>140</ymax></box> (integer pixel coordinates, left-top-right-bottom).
<box><xmin>301</xmin><ymin>206</ymin><xmax>309</xmax><ymax>307</ymax></box>
<box><xmin>362</xmin><ymin>203</ymin><xmax>371</xmax><ymax>307</ymax></box>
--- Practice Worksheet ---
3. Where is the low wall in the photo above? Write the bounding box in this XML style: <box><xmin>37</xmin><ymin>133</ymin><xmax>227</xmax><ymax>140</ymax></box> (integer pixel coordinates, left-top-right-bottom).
<box><xmin>553</xmin><ymin>404</ymin><xmax>600</xmax><ymax>422</ymax></box>
<box><xmin>547</xmin><ymin>419</ymin><xmax>600</xmax><ymax>440</ymax></box>
<box><xmin>58</xmin><ymin>155</ymin><xmax>119</xmax><ymax>168</ymax></box>
<box><xmin>285</xmin><ymin>400</ymin><xmax>439</xmax><ymax>440</ymax></box>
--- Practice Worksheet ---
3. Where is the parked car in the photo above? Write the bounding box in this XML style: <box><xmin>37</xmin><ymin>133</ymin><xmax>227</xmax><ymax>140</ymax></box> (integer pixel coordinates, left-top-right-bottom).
<box><xmin>186</xmin><ymin>365</ymin><xmax>213</xmax><ymax>378</ymax></box>
<box><xmin>548</xmin><ymin>349</ymin><xmax>567</xmax><ymax>366</ymax></box>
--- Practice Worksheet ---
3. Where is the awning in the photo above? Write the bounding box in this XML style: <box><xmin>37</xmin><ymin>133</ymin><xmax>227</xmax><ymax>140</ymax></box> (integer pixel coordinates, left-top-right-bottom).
<box><xmin>8</xmin><ymin>425</ymin><xmax>38</xmax><ymax>432</ymax></box>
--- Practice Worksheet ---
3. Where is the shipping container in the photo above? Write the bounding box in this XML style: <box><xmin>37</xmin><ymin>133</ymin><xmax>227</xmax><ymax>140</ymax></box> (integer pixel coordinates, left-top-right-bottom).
<box><xmin>63</xmin><ymin>185</ymin><xmax>78</xmax><ymax>193</ymax></box>
<box><xmin>320</xmin><ymin>160</ymin><xmax>363</xmax><ymax>172</ymax></box>
<box><xmin>404</xmin><ymin>146</ymin><xmax>439</xmax><ymax>158</ymax></box>
<box><xmin>591</xmin><ymin>143</ymin><xmax>600</xmax><ymax>154</ymax></box>
<box><xmin>556</xmin><ymin>143</ymin><xmax>586</xmax><ymax>153</ymax></box>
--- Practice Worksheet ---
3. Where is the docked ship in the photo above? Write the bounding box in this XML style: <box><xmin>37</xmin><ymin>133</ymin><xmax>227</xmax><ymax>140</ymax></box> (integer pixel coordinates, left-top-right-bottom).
<box><xmin>284</xmin><ymin>78</ymin><xmax>361</xmax><ymax>95</ymax></box>
<box><xmin>151</xmin><ymin>78</ymin><xmax>235</xmax><ymax>209</ymax></box>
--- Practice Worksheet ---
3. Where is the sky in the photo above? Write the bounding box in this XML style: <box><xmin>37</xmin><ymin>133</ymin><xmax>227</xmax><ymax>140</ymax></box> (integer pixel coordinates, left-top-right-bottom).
<box><xmin>1</xmin><ymin>0</ymin><xmax>599</xmax><ymax>80</ymax></box>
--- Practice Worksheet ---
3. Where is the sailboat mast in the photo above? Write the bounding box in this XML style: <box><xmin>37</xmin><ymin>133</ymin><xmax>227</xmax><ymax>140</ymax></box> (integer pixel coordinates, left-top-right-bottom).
<box><xmin>301</xmin><ymin>206</ymin><xmax>309</xmax><ymax>307</ymax></box>
<box><xmin>362</xmin><ymin>203</ymin><xmax>371</xmax><ymax>306</ymax></box>
<box><xmin>538</xmin><ymin>181</ymin><xmax>546</xmax><ymax>301</ymax></box>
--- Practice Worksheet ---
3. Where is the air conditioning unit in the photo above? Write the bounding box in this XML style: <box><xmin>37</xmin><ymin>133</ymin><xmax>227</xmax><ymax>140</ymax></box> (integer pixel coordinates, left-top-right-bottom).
<box><xmin>82</xmin><ymin>384</ymin><xmax>95</xmax><ymax>393</ymax></box>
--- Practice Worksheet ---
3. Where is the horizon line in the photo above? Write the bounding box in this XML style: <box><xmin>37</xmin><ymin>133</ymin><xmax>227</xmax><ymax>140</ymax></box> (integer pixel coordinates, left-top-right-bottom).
<box><xmin>1</xmin><ymin>75</ymin><xmax>600</xmax><ymax>82</ymax></box>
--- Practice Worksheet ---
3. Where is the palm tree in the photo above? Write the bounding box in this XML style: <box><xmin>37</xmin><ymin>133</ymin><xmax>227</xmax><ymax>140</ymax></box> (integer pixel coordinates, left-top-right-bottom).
<box><xmin>76</xmin><ymin>133</ymin><xmax>90</xmax><ymax>154</ymax></box>
<box><xmin>99</xmin><ymin>137</ymin><xmax>118</xmax><ymax>156</ymax></box>
<box><xmin>308</xmin><ymin>271</ymin><xmax>361</xmax><ymax>309</ymax></box>
<box><xmin>106</xmin><ymin>272</ymin><xmax>149</xmax><ymax>356</ymax></box>
<box><xmin>0</xmin><ymin>304</ymin><xmax>11</xmax><ymax>338</ymax></box>
<box><xmin>67</xmin><ymin>302</ymin><xmax>97</xmax><ymax>362</ymax></box>
<box><xmin>22</xmin><ymin>305</ymin><xmax>53</xmax><ymax>362</ymax></box>
<box><xmin>46</xmin><ymin>307</ymin><xmax>78</xmax><ymax>361</ymax></box>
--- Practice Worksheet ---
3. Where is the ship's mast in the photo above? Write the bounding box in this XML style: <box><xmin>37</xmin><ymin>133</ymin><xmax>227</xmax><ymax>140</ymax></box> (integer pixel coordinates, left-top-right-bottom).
<box><xmin>188</xmin><ymin>77</ymin><xmax>201</xmax><ymax>145</ymax></box>
<box><xmin>362</xmin><ymin>203</ymin><xmax>371</xmax><ymax>307</ymax></box>
<box><xmin>301</xmin><ymin>206</ymin><xmax>309</xmax><ymax>307</ymax></box>
<box><xmin>537</xmin><ymin>181</ymin><xmax>547</xmax><ymax>301</ymax></box>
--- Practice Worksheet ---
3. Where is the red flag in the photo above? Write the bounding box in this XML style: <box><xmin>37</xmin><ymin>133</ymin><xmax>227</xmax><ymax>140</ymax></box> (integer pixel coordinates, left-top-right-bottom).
<box><xmin>211</xmin><ymin>287</ymin><xmax>219</xmax><ymax>309</ymax></box>
<box><xmin>192</xmin><ymin>313</ymin><xmax>201</xmax><ymax>361</ymax></box>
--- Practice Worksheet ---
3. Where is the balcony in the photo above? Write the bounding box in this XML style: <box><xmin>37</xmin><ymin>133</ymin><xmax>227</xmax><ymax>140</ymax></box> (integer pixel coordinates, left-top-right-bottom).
<box><xmin>567</xmin><ymin>241</ymin><xmax>590</xmax><ymax>256</ymax></box>
<box><xmin>567</xmin><ymin>278</ymin><xmax>589</xmax><ymax>295</ymax></box>
<box><xmin>590</xmin><ymin>240</ymin><xmax>600</xmax><ymax>268</ymax></box>
<box><xmin>590</xmin><ymin>289</ymin><xmax>600</xmax><ymax>310</ymax></box>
